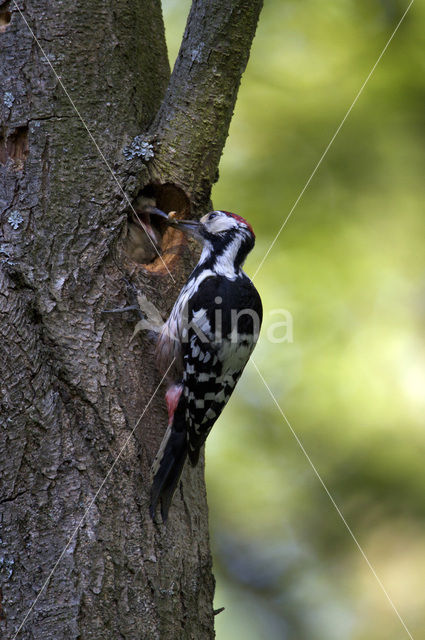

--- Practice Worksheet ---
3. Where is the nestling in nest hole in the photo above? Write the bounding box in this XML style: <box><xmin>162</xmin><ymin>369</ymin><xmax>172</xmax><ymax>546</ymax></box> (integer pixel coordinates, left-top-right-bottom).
<box><xmin>123</xmin><ymin>183</ymin><xmax>191</xmax><ymax>274</ymax></box>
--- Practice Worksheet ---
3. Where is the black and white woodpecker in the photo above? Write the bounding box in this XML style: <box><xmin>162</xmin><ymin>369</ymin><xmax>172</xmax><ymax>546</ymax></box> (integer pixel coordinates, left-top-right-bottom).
<box><xmin>149</xmin><ymin>210</ymin><xmax>262</xmax><ymax>521</ymax></box>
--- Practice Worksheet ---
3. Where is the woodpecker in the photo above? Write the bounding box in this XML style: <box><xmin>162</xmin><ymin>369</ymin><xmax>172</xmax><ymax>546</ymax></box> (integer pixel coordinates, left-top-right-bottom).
<box><xmin>150</xmin><ymin>210</ymin><xmax>262</xmax><ymax>521</ymax></box>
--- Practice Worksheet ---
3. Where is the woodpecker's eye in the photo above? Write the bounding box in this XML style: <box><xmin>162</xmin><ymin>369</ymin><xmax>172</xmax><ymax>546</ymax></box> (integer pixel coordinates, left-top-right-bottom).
<box><xmin>208</xmin><ymin>213</ymin><xmax>217</xmax><ymax>220</ymax></box>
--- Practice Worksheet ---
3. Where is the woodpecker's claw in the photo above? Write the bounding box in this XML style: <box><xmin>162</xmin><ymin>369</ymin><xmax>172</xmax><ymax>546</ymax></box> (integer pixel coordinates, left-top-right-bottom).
<box><xmin>102</xmin><ymin>305</ymin><xmax>141</xmax><ymax>315</ymax></box>
<box><xmin>102</xmin><ymin>279</ymin><xmax>163</xmax><ymax>338</ymax></box>
<box><xmin>129</xmin><ymin>292</ymin><xmax>164</xmax><ymax>342</ymax></box>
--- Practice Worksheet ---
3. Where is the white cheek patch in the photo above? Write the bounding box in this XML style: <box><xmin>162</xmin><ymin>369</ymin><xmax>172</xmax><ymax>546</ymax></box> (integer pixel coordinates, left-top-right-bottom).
<box><xmin>207</xmin><ymin>216</ymin><xmax>238</xmax><ymax>234</ymax></box>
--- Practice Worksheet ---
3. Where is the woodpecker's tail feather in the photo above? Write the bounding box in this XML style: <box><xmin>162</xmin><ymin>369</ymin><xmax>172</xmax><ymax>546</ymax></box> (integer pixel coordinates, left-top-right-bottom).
<box><xmin>149</xmin><ymin>426</ymin><xmax>187</xmax><ymax>522</ymax></box>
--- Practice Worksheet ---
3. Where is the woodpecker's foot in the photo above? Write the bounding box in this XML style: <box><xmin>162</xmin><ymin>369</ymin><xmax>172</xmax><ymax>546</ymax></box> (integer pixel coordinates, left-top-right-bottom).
<box><xmin>102</xmin><ymin>277</ymin><xmax>164</xmax><ymax>340</ymax></box>
<box><xmin>102</xmin><ymin>305</ymin><xmax>142</xmax><ymax>316</ymax></box>
<box><xmin>102</xmin><ymin>279</ymin><xmax>144</xmax><ymax>319</ymax></box>
<box><xmin>130</xmin><ymin>299</ymin><xmax>164</xmax><ymax>342</ymax></box>
<box><xmin>135</xmin><ymin>292</ymin><xmax>164</xmax><ymax>330</ymax></box>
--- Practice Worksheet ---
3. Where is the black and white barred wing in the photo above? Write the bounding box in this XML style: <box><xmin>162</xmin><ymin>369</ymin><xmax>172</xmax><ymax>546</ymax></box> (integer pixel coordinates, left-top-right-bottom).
<box><xmin>182</xmin><ymin>319</ymin><xmax>256</xmax><ymax>465</ymax></box>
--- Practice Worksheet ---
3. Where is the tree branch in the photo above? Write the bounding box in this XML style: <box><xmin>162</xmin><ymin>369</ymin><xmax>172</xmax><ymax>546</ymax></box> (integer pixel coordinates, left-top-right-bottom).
<box><xmin>149</xmin><ymin>0</ymin><xmax>263</xmax><ymax>207</ymax></box>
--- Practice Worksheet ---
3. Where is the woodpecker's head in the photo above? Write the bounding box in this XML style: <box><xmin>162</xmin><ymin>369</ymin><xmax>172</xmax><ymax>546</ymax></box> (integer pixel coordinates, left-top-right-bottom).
<box><xmin>173</xmin><ymin>210</ymin><xmax>255</xmax><ymax>272</ymax></box>
<box><xmin>200</xmin><ymin>210</ymin><xmax>254</xmax><ymax>238</ymax></box>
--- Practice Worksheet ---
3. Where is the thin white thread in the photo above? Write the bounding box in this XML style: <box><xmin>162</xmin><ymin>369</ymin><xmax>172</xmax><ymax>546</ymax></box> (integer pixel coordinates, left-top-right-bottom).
<box><xmin>252</xmin><ymin>0</ymin><xmax>414</xmax><ymax>281</ymax></box>
<box><xmin>12</xmin><ymin>358</ymin><xmax>175</xmax><ymax>640</ymax></box>
<box><xmin>251</xmin><ymin>358</ymin><xmax>414</xmax><ymax>640</ymax></box>
<box><xmin>12</xmin><ymin>1</ymin><xmax>175</xmax><ymax>282</ymax></box>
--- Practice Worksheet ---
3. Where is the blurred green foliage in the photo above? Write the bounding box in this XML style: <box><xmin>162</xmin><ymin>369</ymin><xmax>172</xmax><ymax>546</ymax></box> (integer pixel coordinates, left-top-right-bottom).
<box><xmin>163</xmin><ymin>1</ymin><xmax>425</xmax><ymax>638</ymax></box>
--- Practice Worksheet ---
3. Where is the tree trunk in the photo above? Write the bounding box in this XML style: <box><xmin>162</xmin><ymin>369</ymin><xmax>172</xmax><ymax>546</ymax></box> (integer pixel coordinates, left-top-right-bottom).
<box><xmin>0</xmin><ymin>1</ymin><xmax>262</xmax><ymax>638</ymax></box>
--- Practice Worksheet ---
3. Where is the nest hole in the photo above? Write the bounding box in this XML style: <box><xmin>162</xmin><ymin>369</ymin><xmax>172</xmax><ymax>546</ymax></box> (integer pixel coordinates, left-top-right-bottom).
<box><xmin>123</xmin><ymin>183</ymin><xmax>191</xmax><ymax>275</ymax></box>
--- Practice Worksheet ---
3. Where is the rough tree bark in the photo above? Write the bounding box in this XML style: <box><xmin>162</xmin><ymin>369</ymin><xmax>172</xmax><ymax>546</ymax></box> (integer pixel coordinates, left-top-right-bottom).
<box><xmin>0</xmin><ymin>0</ymin><xmax>262</xmax><ymax>638</ymax></box>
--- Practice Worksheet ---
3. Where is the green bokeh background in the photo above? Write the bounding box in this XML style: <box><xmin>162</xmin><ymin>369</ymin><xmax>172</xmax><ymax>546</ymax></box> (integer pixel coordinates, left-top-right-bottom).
<box><xmin>163</xmin><ymin>2</ymin><xmax>425</xmax><ymax>638</ymax></box>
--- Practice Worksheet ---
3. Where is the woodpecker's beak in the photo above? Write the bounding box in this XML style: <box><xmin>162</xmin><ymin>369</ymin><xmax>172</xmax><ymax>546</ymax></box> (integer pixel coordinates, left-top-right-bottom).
<box><xmin>162</xmin><ymin>215</ymin><xmax>202</xmax><ymax>239</ymax></box>
<box><xmin>171</xmin><ymin>219</ymin><xmax>202</xmax><ymax>237</ymax></box>
<box><xmin>147</xmin><ymin>208</ymin><xmax>203</xmax><ymax>239</ymax></box>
